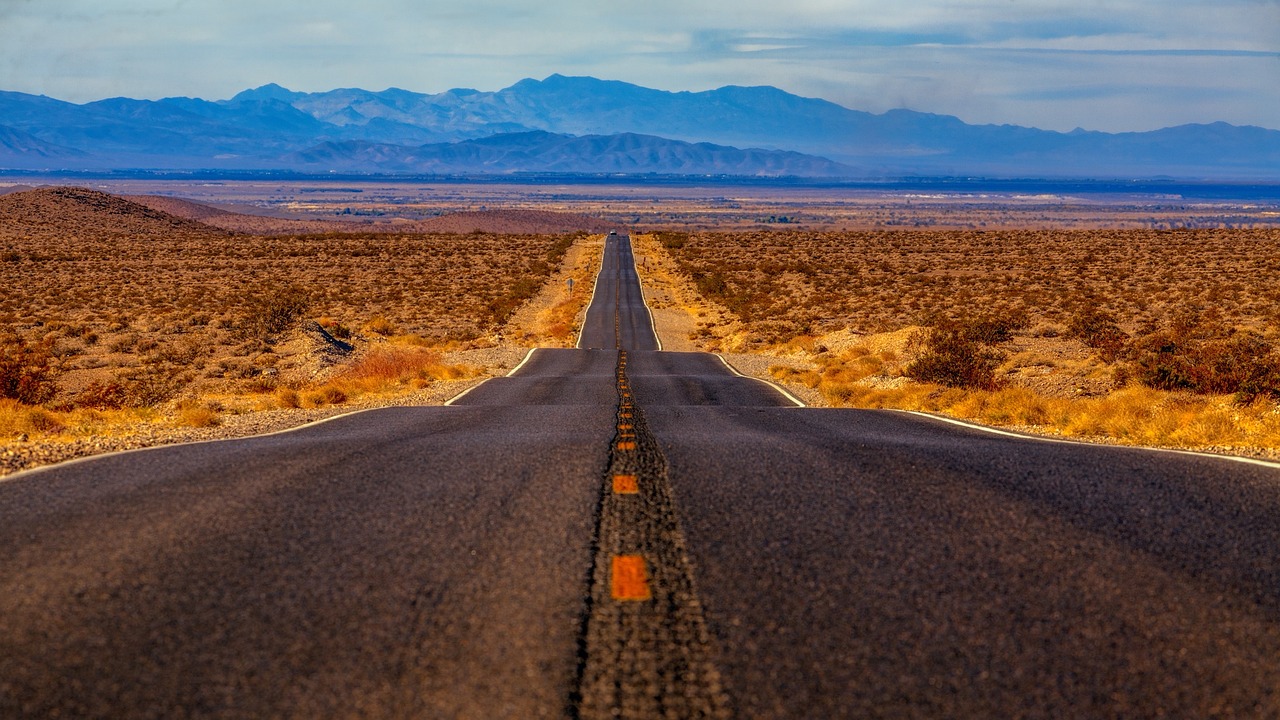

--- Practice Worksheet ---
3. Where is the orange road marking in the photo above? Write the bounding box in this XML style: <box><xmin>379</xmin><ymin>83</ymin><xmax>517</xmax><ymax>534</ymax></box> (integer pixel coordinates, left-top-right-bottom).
<box><xmin>618</xmin><ymin>424</ymin><xmax>633</xmax><ymax>430</ymax></box>
<box><xmin>612</xmin><ymin>474</ymin><xmax>639</xmax><ymax>494</ymax></box>
<box><xmin>616</xmin><ymin>441</ymin><xmax>636</xmax><ymax>451</ymax></box>
<box><xmin>611</xmin><ymin>555</ymin><xmax>651</xmax><ymax>600</ymax></box>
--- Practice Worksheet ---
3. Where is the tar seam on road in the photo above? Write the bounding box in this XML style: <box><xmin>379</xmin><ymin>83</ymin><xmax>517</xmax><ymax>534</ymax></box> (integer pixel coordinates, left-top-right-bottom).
<box><xmin>570</xmin><ymin>346</ymin><xmax>730</xmax><ymax>715</ymax></box>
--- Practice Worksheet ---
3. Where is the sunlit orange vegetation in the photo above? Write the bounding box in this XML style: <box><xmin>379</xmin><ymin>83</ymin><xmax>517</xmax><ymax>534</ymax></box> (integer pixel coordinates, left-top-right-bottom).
<box><xmin>659</xmin><ymin>227</ymin><xmax>1280</xmax><ymax>450</ymax></box>
<box><xmin>0</xmin><ymin>187</ymin><xmax>579</xmax><ymax>439</ymax></box>
<box><xmin>300</xmin><ymin>346</ymin><xmax>476</xmax><ymax>408</ymax></box>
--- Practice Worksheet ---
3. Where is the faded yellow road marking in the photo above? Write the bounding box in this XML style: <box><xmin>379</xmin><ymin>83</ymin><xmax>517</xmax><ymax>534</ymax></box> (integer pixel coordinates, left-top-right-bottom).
<box><xmin>616</xmin><ymin>440</ymin><xmax>636</xmax><ymax>451</ymax></box>
<box><xmin>613</xmin><ymin>474</ymin><xmax>639</xmax><ymax>494</ymax></box>
<box><xmin>611</xmin><ymin>555</ymin><xmax>651</xmax><ymax>601</ymax></box>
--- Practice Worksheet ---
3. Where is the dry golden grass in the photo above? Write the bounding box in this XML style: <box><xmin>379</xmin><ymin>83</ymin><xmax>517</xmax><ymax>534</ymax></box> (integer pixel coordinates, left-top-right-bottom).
<box><xmin>648</xmin><ymin>227</ymin><xmax>1280</xmax><ymax>452</ymax></box>
<box><xmin>175</xmin><ymin>400</ymin><xmax>220</xmax><ymax>428</ymax></box>
<box><xmin>0</xmin><ymin>187</ymin><xmax>590</xmax><ymax>443</ymax></box>
<box><xmin>793</xmin><ymin>369</ymin><xmax>1280</xmax><ymax>450</ymax></box>
<box><xmin>505</xmin><ymin>235</ymin><xmax>605</xmax><ymax>347</ymax></box>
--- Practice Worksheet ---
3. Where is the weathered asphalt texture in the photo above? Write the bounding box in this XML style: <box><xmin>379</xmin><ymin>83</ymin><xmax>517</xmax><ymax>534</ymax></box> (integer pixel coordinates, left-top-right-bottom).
<box><xmin>5</xmin><ymin>234</ymin><xmax>1280</xmax><ymax>718</ymax></box>
<box><xmin>0</xmin><ymin>394</ymin><xmax>615</xmax><ymax>719</ymax></box>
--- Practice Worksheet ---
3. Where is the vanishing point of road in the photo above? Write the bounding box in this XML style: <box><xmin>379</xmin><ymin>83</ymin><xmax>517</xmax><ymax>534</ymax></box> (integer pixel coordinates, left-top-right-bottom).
<box><xmin>4</xmin><ymin>234</ymin><xmax>1280</xmax><ymax>718</ymax></box>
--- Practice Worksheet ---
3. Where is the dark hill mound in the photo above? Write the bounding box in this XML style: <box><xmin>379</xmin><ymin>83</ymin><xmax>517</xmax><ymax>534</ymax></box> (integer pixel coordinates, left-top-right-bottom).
<box><xmin>0</xmin><ymin>187</ymin><xmax>225</xmax><ymax>241</ymax></box>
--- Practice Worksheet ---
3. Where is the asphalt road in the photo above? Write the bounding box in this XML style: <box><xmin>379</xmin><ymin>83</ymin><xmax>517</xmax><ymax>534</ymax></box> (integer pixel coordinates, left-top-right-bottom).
<box><xmin>4</xmin><ymin>234</ymin><xmax>1280</xmax><ymax>718</ymax></box>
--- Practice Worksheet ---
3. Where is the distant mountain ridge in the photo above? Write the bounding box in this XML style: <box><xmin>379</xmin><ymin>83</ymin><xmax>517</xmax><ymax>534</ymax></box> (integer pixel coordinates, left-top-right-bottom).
<box><xmin>1</xmin><ymin>75</ymin><xmax>1277</xmax><ymax>178</ymax></box>
<box><xmin>284</xmin><ymin>131</ymin><xmax>853</xmax><ymax>176</ymax></box>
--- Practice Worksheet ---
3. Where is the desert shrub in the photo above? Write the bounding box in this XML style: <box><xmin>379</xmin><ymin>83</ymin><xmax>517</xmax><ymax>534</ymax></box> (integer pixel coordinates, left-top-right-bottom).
<box><xmin>341</xmin><ymin>348</ymin><xmax>442</xmax><ymax>382</ymax></box>
<box><xmin>239</xmin><ymin>288</ymin><xmax>310</xmax><ymax>339</ymax></box>
<box><xmin>1067</xmin><ymin>307</ymin><xmax>1129</xmax><ymax>361</ymax></box>
<box><xmin>1129</xmin><ymin>327</ymin><xmax>1280</xmax><ymax>400</ymax></box>
<box><xmin>905</xmin><ymin>331</ymin><xmax>1004</xmax><ymax>390</ymax></box>
<box><xmin>0</xmin><ymin>332</ymin><xmax>59</xmax><ymax>404</ymax></box>
<box><xmin>303</xmin><ymin>385</ymin><xmax>348</xmax><ymax>407</ymax></box>
<box><xmin>24</xmin><ymin>407</ymin><xmax>65</xmax><ymax>434</ymax></box>
<box><xmin>656</xmin><ymin>232</ymin><xmax>689</xmax><ymax>250</ymax></box>
<box><xmin>694</xmin><ymin>271</ymin><xmax>729</xmax><ymax>299</ymax></box>
<box><xmin>364</xmin><ymin>315</ymin><xmax>397</xmax><ymax>336</ymax></box>
<box><xmin>74</xmin><ymin>381</ymin><xmax>130</xmax><ymax>409</ymax></box>
<box><xmin>176</xmin><ymin>400</ymin><xmax>220</xmax><ymax>428</ymax></box>
<box><xmin>318</xmin><ymin>316</ymin><xmax>354</xmax><ymax>339</ymax></box>
<box><xmin>275</xmin><ymin>387</ymin><xmax>301</xmax><ymax>408</ymax></box>
<box><xmin>954</xmin><ymin>309</ymin><xmax>1028</xmax><ymax>344</ymax></box>
<box><xmin>904</xmin><ymin>313</ymin><xmax>1024</xmax><ymax>390</ymax></box>
<box><xmin>115</xmin><ymin>367</ymin><xmax>191</xmax><ymax>407</ymax></box>
<box><xmin>545</xmin><ymin>234</ymin><xmax>576</xmax><ymax>264</ymax></box>
<box><xmin>487</xmin><ymin>276</ymin><xmax>545</xmax><ymax>326</ymax></box>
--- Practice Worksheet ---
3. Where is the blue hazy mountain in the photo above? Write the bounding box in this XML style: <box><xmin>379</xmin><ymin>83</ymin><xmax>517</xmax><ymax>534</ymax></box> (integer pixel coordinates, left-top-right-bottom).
<box><xmin>283</xmin><ymin>131</ymin><xmax>853</xmax><ymax>176</ymax></box>
<box><xmin>0</xmin><ymin>75</ymin><xmax>1276</xmax><ymax>178</ymax></box>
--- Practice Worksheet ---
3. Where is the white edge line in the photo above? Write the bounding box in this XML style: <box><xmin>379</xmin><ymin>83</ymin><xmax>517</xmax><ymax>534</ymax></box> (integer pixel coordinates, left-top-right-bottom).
<box><xmin>574</xmin><ymin>233</ymin><xmax>608</xmax><ymax>350</ymax></box>
<box><xmin>505</xmin><ymin>347</ymin><xmax>538</xmax><ymax>377</ymax></box>
<box><xmin>897</xmin><ymin>409</ymin><xmax>1280</xmax><ymax>470</ymax></box>
<box><xmin>444</xmin><ymin>348</ymin><xmax>537</xmax><ymax>406</ymax></box>
<box><xmin>1</xmin><ymin>407</ymin><xmax>380</xmax><ymax>483</ymax></box>
<box><xmin>9</xmin><ymin>349</ymin><xmax>543</xmax><ymax>481</ymax></box>
<box><xmin>442</xmin><ymin>384</ymin><xmax>480</xmax><ymax>407</ymax></box>
<box><xmin>715</xmin><ymin>354</ymin><xmax>806</xmax><ymax>408</ymax></box>
<box><xmin>628</xmin><ymin>234</ymin><xmax>664</xmax><ymax>352</ymax></box>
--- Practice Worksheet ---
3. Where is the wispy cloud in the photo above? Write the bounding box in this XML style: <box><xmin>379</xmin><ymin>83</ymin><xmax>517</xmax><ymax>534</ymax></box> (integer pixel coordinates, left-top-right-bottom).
<box><xmin>0</xmin><ymin>0</ymin><xmax>1275</xmax><ymax>132</ymax></box>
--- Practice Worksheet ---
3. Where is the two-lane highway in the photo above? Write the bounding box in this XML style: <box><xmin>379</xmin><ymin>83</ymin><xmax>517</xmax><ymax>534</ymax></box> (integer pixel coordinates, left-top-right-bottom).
<box><xmin>4</xmin><ymin>233</ymin><xmax>1280</xmax><ymax>718</ymax></box>
<box><xmin>576</xmin><ymin>232</ymin><xmax>660</xmax><ymax>352</ymax></box>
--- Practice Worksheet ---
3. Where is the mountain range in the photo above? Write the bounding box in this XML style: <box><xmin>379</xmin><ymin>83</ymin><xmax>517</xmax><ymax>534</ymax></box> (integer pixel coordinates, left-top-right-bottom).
<box><xmin>1</xmin><ymin>74</ymin><xmax>1277</xmax><ymax>179</ymax></box>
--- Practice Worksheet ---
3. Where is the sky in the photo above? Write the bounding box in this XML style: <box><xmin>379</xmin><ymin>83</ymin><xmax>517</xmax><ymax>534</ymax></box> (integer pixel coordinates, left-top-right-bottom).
<box><xmin>0</xmin><ymin>0</ymin><xmax>1277</xmax><ymax>133</ymax></box>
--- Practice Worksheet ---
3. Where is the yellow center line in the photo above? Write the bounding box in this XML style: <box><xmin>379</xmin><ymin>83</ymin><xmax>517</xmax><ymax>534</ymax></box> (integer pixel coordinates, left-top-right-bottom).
<box><xmin>611</xmin><ymin>555</ymin><xmax>651</xmax><ymax>601</ymax></box>
<box><xmin>616</xmin><ymin>440</ymin><xmax>636</xmax><ymax>451</ymax></box>
<box><xmin>612</xmin><ymin>474</ymin><xmax>639</xmax><ymax>494</ymax></box>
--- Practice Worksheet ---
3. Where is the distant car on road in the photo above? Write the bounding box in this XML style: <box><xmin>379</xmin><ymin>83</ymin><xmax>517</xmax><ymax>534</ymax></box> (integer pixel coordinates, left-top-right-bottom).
<box><xmin>609</xmin><ymin>230</ymin><xmax>617</xmax><ymax>235</ymax></box>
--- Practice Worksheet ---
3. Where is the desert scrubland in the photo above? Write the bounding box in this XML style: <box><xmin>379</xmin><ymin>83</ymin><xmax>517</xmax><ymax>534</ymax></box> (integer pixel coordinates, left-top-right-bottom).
<box><xmin>0</xmin><ymin>186</ymin><xmax>601</xmax><ymax>474</ymax></box>
<box><xmin>637</xmin><ymin>226</ymin><xmax>1280</xmax><ymax>455</ymax></box>
<box><xmin>4</xmin><ymin>178</ymin><xmax>1280</xmax><ymax>471</ymax></box>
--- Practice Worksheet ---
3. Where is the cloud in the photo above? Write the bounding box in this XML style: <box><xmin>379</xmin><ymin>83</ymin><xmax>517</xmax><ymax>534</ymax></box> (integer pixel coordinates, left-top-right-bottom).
<box><xmin>0</xmin><ymin>0</ymin><xmax>1275</xmax><ymax>132</ymax></box>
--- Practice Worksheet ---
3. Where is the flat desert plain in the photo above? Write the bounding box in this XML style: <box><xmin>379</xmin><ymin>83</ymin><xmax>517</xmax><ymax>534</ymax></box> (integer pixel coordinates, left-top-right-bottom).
<box><xmin>3</xmin><ymin>178</ymin><xmax>1280</xmax><ymax>472</ymax></box>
